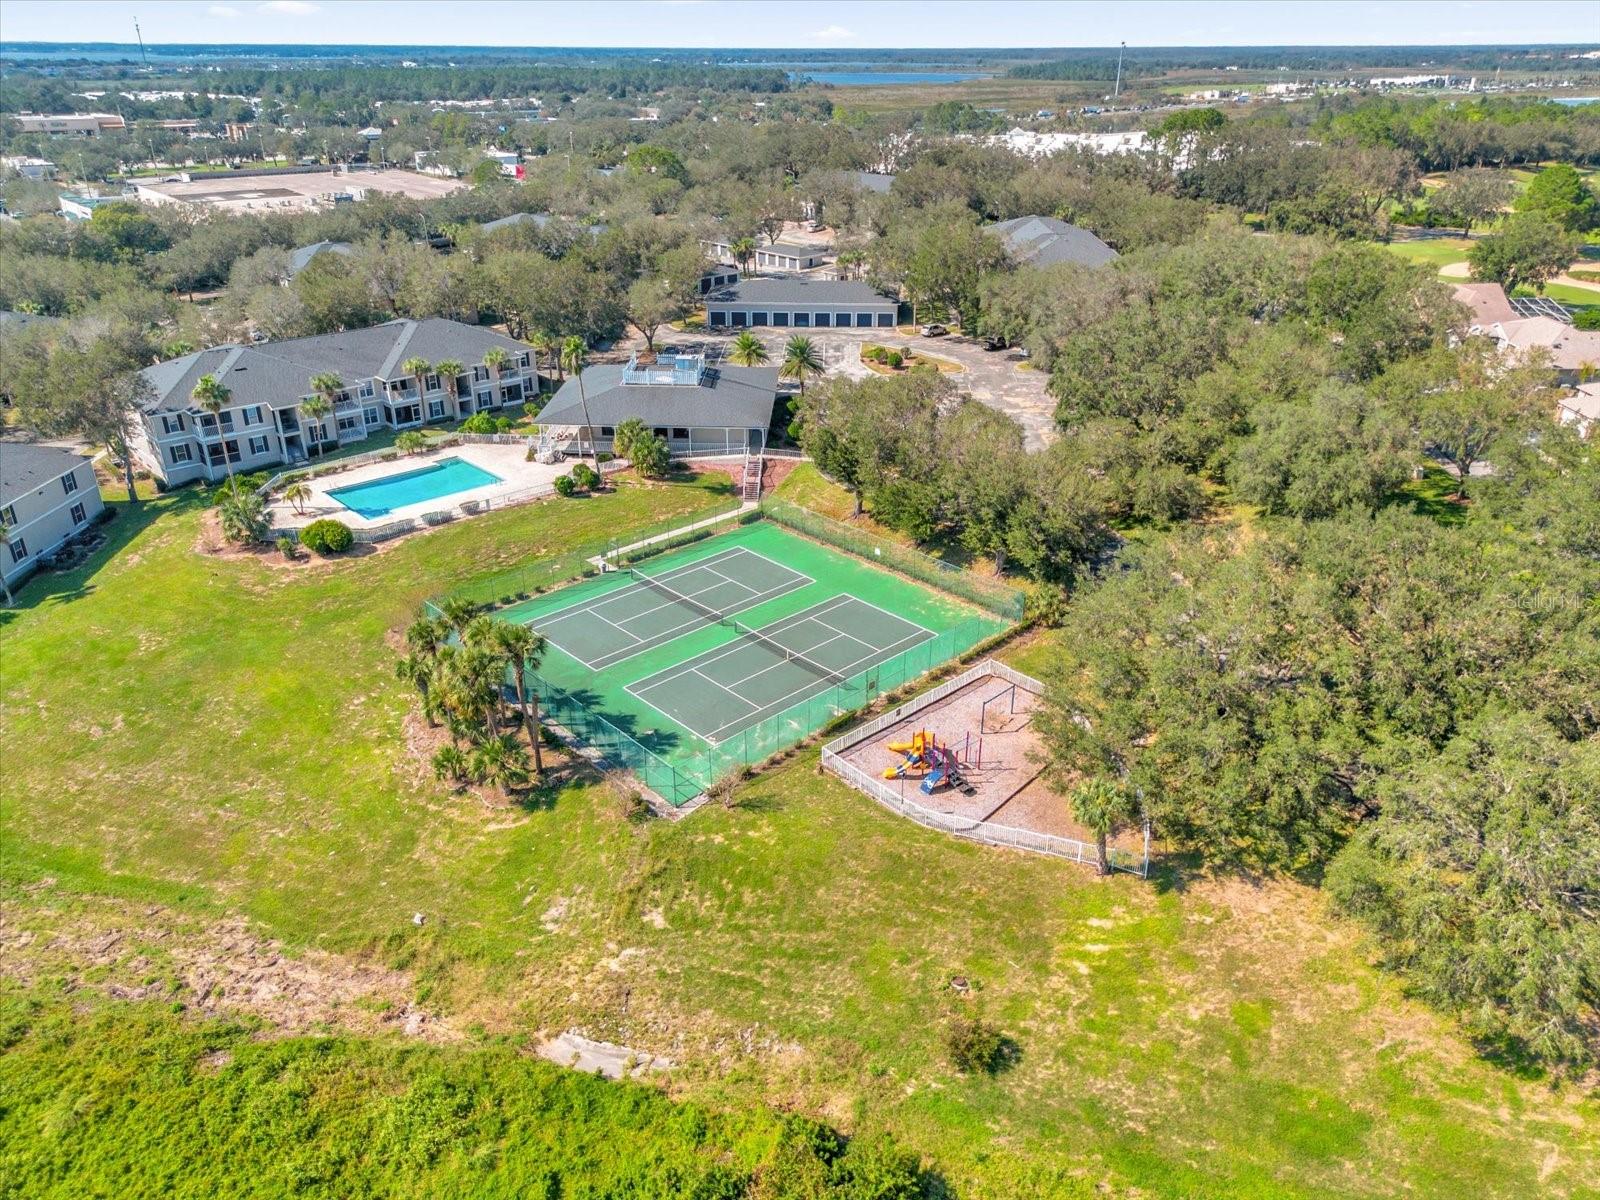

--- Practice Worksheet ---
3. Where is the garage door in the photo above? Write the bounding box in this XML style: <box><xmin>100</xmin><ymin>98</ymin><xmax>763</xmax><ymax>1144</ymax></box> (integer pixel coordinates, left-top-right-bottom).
<box><xmin>773</xmin><ymin>311</ymin><xmax>790</xmax><ymax>327</ymax></box>
<box><xmin>708</xmin><ymin>310</ymin><xmax>727</xmax><ymax>327</ymax></box>
<box><xmin>751</xmin><ymin>311</ymin><xmax>769</xmax><ymax>326</ymax></box>
<box><xmin>836</xmin><ymin>312</ymin><xmax>853</xmax><ymax>327</ymax></box>
<box><xmin>794</xmin><ymin>312</ymin><xmax>810</xmax><ymax>327</ymax></box>
<box><xmin>731</xmin><ymin>311</ymin><xmax>747</xmax><ymax>327</ymax></box>
<box><xmin>876</xmin><ymin>313</ymin><xmax>893</xmax><ymax>327</ymax></box>
<box><xmin>855</xmin><ymin>313</ymin><xmax>874</xmax><ymax>328</ymax></box>
<box><xmin>814</xmin><ymin>312</ymin><xmax>831</xmax><ymax>327</ymax></box>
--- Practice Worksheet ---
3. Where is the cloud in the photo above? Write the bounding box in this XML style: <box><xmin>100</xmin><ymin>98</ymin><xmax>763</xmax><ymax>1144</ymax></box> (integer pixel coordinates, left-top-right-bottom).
<box><xmin>208</xmin><ymin>4</ymin><xmax>241</xmax><ymax>14</ymax></box>
<box><xmin>258</xmin><ymin>0</ymin><xmax>319</xmax><ymax>13</ymax></box>
<box><xmin>809</xmin><ymin>24</ymin><xmax>854</xmax><ymax>40</ymax></box>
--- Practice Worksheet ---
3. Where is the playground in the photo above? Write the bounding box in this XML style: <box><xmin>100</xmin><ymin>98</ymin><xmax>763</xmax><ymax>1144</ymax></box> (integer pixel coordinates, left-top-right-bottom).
<box><xmin>836</xmin><ymin>670</ymin><xmax>1048</xmax><ymax>823</ymax></box>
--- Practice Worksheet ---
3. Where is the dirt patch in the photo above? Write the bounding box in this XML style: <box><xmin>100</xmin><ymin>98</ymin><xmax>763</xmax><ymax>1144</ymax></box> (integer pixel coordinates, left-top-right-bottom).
<box><xmin>0</xmin><ymin>888</ymin><xmax>455</xmax><ymax>1042</ymax></box>
<box><xmin>192</xmin><ymin>509</ymin><xmax>386</xmax><ymax>570</ymax></box>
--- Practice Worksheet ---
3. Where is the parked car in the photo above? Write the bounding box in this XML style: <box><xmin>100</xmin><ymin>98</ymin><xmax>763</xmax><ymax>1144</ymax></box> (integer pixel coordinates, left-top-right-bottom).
<box><xmin>982</xmin><ymin>334</ymin><xmax>1010</xmax><ymax>351</ymax></box>
<box><xmin>919</xmin><ymin>323</ymin><xmax>948</xmax><ymax>337</ymax></box>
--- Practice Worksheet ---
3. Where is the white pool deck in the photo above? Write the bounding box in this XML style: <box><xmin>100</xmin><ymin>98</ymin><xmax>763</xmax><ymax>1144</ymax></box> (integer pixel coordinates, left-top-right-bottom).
<box><xmin>266</xmin><ymin>443</ymin><xmax>570</xmax><ymax>532</ymax></box>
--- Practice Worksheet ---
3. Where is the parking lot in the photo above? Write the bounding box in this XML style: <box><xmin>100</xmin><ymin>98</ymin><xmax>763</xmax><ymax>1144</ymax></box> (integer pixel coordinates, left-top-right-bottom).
<box><xmin>634</xmin><ymin>326</ymin><xmax>1056</xmax><ymax>451</ymax></box>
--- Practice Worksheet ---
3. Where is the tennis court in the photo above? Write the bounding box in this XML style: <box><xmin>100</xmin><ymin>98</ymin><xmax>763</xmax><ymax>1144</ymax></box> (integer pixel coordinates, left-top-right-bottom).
<box><xmin>494</xmin><ymin>519</ymin><xmax>1014</xmax><ymax>802</ymax></box>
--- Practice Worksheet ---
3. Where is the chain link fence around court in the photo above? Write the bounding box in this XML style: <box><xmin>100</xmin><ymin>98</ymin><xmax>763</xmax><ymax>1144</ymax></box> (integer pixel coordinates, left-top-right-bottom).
<box><xmin>430</xmin><ymin>504</ymin><xmax>1025</xmax><ymax>806</ymax></box>
<box><xmin>757</xmin><ymin>499</ymin><xmax>1025</xmax><ymax>623</ymax></box>
<box><xmin>523</xmin><ymin>611</ymin><xmax>1006</xmax><ymax>807</ymax></box>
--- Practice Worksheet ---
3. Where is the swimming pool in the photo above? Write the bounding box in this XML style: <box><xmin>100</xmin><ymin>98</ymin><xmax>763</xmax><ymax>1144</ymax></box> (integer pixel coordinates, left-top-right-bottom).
<box><xmin>326</xmin><ymin>456</ymin><xmax>504</xmax><ymax>519</ymax></box>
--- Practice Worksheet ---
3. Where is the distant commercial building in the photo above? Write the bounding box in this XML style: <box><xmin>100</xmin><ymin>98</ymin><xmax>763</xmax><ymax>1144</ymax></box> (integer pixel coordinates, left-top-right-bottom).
<box><xmin>13</xmin><ymin>112</ymin><xmax>126</xmax><ymax>137</ymax></box>
<box><xmin>0</xmin><ymin>443</ymin><xmax>106</xmax><ymax>590</ymax></box>
<box><xmin>58</xmin><ymin>193</ymin><xmax>124</xmax><ymax>221</ymax></box>
<box><xmin>1</xmin><ymin>155</ymin><xmax>57</xmax><ymax>180</ymax></box>
<box><xmin>704</xmin><ymin>278</ymin><xmax>899</xmax><ymax>329</ymax></box>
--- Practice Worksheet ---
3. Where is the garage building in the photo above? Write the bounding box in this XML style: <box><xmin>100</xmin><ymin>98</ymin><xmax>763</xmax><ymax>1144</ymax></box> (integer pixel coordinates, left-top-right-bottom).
<box><xmin>705</xmin><ymin>279</ymin><xmax>900</xmax><ymax>330</ymax></box>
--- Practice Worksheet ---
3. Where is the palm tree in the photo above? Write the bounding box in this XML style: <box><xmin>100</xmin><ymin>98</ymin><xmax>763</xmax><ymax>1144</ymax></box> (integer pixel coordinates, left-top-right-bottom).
<box><xmin>402</xmin><ymin>356</ymin><xmax>433</xmax><ymax>404</ymax></box>
<box><xmin>284</xmin><ymin>481</ymin><xmax>311</xmax><ymax>515</ymax></box>
<box><xmin>470</xmin><ymin>733</ymin><xmax>531</xmax><ymax>794</ymax></box>
<box><xmin>728</xmin><ymin>330</ymin><xmax>770</xmax><ymax>367</ymax></box>
<box><xmin>191</xmin><ymin>373</ymin><xmax>234</xmax><ymax>480</ymax></box>
<box><xmin>304</xmin><ymin>372</ymin><xmax>343</xmax><ymax>458</ymax></box>
<box><xmin>431</xmin><ymin>744</ymin><xmax>469</xmax><ymax>785</ymax></box>
<box><xmin>437</xmin><ymin>597</ymin><xmax>479</xmax><ymax>640</ymax></box>
<box><xmin>475</xmin><ymin>619</ymin><xmax>548</xmax><ymax>776</ymax></box>
<box><xmin>528</xmin><ymin>330</ymin><xmax>557</xmax><ymax>387</ymax></box>
<box><xmin>559</xmin><ymin>335</ymin><xmax>597</xmax><ymax>465</ymax></box>
<box><xmin>433</xmin><ymin>358</ymin><xmax>465</xmax><ymax>418</ymax></box>
<box><xmin>1069</xmin><ymin>777</ymin><xmax>1139</xmax><ymax>876</ymax></box>
<box><xmin>0</xmin><ymin>519</ymin><xmax>14</xmax><ymax>607</ymax></box>
<box><xmin>216</xmin><ymin>478</ymin><xmax>268</xmax><ymax>545</ymax></box>
<box><xmin>482</xmin><ymin>348</ymin><xmax>512</xmax><ymax>411</ymax></box>
<box><xmin>730</xmin><ymin>236</ymin><xmax>757</xmax><ymax>276</ymax></box>
<box><xmin>299</xmin><ymin>395</ymin><xmax>331</xmax><ymax>458</ymax></box>
<box><xmin>780</xmin><ymin>335</ymin><xmax>824</xmax><ymax>397</ymax></box>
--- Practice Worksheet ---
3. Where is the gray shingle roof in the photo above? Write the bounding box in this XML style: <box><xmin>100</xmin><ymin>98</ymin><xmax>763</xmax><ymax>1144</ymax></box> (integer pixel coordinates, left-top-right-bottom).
<box><xmin>0</xmin><ymin>442</ymin><xmax>92</xmax><ymax>508</ymax></box>
<box><xmin>286</xmin><ymin>241</ymin><xmax>352</xmax><ymax>277</ymax></box>
<box><xmin>761</xmin><ymin>242</ymin><xmax>830</xmax><ymax>258</ymax></box>
<box><xmin>705</xmin><ymin>278</ymin><xmax>897</xmax><ymax>308</ymax></box>
<box><xmin>138</xmin><ymin>319</ymin><xmax>535</xmax><ymax>413</ymax></box>
<box><xmin>850</xmin><ymin>171</ymin><xmax>895</xmax><ymax>194</ymax></box>
<box><xmin>986</xmin><ymin>215</ymin><xmax>1118</xmax><ymax>269</ymax></box>
<box><xmin>538</xmin><ymin>363</ymin><xmax>779</xmax><ymax>429</ymax></box>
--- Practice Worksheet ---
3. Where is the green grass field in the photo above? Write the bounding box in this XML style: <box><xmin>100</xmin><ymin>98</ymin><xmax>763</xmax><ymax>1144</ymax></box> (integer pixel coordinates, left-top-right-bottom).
<box><xmin>2</xmin><ymin>473</ymin><xmax>1597</xmax><ymax>1197</ymax></box>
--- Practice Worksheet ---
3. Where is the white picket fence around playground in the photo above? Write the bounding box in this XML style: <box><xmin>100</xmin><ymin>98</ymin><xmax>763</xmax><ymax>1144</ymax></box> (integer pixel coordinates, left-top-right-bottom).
<box><xmin>821</xmin><ymin>659</ymin><xmax>1150</xmax><ymax>876</ymax></box>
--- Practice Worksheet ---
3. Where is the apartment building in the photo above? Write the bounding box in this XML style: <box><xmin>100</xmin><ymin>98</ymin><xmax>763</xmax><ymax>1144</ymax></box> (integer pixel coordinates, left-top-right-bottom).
<box><xmin>0</xmin><ymin>444</ymin><xmax>105</xmax><ymax>589</ymax></box>
<box><xmin>130</xmin><ymin>318</ymin><xmax>541</xmax><ymax>487</ymax></box>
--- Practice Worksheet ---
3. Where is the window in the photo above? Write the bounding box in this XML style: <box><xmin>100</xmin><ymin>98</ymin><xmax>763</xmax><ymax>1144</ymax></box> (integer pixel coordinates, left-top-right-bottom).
<box><xmin>242</xmin><ymin>405</ymin><xmax>263</xmax><ymax>426</ymax></box>
<box><xmin>671</xmin><ymin>427</ymin><xmax>689</xmax><ymax>440</ymax></box>
<box><xmin>517</xmin><ymin>352</ymin><xmax>530</xmax><ymax>369</ymax></box>
<box><xmin>427</xmin><ymin>399</ymin><xmax>446</xmax><ymax>420</ymax></box>
<box><xmin>62</xmin><ymin>471</ymin><xmax>79</xmax><ymax>495</ymax></box>
<box><xmin>8</xmin><ymin>537</ymin><xmax>26</xmax><ymax>564</ymax></box>
<box><xmin>0</xmin><ymin>503</ymin><xmax>14</xmax><ymax>526</ymax></box>
<box><xmin>206</xmin><ymin>440</ymin><xmax>241</xmax><ymax>467</ymax></box>
<box><xmin>475</xmin><ymin>389</ymin><xmax>493</xmax><ymax>408</ymax></box>
<box><xmin>169</xmin><ymin>443</ymin><xmax>193</xmax><ymax>464</ymax></box>
<box><xmin>219</xmin><ymin>411</ymin><xmax>235</xmax><ymax>432</ymax></box>
<box><xmin>359</xmin><ymin>381</ymin><xmax>375</xmax><ymax>399</ymax></box>
<box><xmin>248</xmin><ymin>435</ymin><xmax>270</xmax><ymax>455</ymax></box>
<box><xmin>161</xmin><ymin>413</ymin><xmax>185</xmax><ymax>434</ymax></box>
<box><xmin>424</xmin><ymin>373</ymin><xmax>440</xmax><ymax>392</ymax></box>
<box><xmin>502</xmin><ymin>382</ymin><xmax>523</xmax><ymax>404</ymax></box>
<box><xmin>473</xmin><ymin>365</ymin><xmax>488</xmax><ymax>382</ymax></box>
<box><xmin>336</xmin><ymin>417</ymin><xmax>360</xmax><ymax>435</ymax></box>
<box><xmin>69</xmin><ymin>502</ymin><xmax>86</xmax><ymax>526</ymax></box>
<box><xmin>599</xmin><ymin>425</ymin><xmax>615</xmax><ymax>437</ymax></box>
<box><xmin>364</xmin><ymin>406</ymin><xmax>382</xmax><ymax>426</ymax></box>
<box><xmin>652</xmin><ymin>427</ymin><xmax>668</xmax><ymax>438</ymax></box>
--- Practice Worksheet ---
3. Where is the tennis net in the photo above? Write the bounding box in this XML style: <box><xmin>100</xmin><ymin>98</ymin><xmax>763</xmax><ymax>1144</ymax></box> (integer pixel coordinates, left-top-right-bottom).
<box><xmin>627</xmin><ymin>566</ymin><xmax>850</xmax><ymax>687</ymax></box>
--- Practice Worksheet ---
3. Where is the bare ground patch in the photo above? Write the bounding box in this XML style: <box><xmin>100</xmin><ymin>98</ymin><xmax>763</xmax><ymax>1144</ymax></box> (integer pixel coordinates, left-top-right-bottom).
<box><xmin>0</xmin><ymin>883</ymin><xmax>455</xmax><ymax>1042</ymax></box>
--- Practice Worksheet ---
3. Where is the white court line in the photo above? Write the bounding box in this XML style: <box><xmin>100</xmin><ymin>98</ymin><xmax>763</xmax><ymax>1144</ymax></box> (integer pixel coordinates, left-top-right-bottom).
<box><xmin>587</xmin><ymin>574</ymin><xmax>812</xmax><ymax>670</ymax></box>
<box><xmin>528</xmin><ymin>545</ymin><xmax>758</xmax><ymax>628</ymax></box>
<box><xmin>700</xmin><ymin>627</ymin><xmax>935</xmax><ymax>743</ymax></box>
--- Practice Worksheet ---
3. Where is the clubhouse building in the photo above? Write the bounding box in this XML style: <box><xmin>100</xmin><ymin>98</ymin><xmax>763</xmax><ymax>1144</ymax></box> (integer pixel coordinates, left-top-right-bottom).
<box><xmin>537</xmin><ymin>352</ymin><xmax>779</xmax><ymax>457</ymax></box>
<box><xmin>131</xmin><ymin>318</ymin><xmax>540</xmax><ymax>487</ymax></box>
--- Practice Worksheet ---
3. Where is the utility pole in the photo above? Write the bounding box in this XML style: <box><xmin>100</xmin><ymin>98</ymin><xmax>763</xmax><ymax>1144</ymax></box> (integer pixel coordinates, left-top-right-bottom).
<box><xmin>1113</xmin><ymin>41</ymin><xmax>1125</xmax><ymax>101</ymax></box>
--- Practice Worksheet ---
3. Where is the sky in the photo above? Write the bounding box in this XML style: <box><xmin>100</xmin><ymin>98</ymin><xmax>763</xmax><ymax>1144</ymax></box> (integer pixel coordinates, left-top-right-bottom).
<box><xmin>0</xmin><ymin>0</ymin><xmax>1596</xmax><ymax>50</ymax></box>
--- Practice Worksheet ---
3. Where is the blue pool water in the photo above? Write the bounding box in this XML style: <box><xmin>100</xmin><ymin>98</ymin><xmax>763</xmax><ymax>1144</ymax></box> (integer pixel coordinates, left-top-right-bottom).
<box><xmin>327</xmin><ymin>456</ymin><xmax>503</xmax><ymax>519</ymax></box>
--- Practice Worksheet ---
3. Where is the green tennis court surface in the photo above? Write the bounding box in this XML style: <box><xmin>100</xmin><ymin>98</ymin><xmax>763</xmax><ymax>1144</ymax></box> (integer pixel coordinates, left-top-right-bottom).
<box><xmin>498</xmin><ymin>521</ymin><xmax>1008</xmax><ymax>793</ymax></box>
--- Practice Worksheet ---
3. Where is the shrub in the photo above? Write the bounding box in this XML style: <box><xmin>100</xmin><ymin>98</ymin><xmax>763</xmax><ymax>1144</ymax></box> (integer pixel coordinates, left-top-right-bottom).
<box><xmin>570</xmin><ymin>462</ymin><xmax>600</xmax><ymax>491</ymax></box>
<box><xmin>553</xmin><ymin>474</ymin><xmax>577</xmax><ymax>497</ymax></box>
<box><xmin>886</xmin><ymin>351</ymin><xmax>904</xmax><ymax>369</ymax></box>
<box><xmin>395</xmin><ymin>431</ymin><xmax>427</xmax><ymax>455</ymax></box>
<box><xmin>612</xmin><ymin>417</ymin><xmax>649</xmax><ymax>462</ymax></box>
<box><xmin>275</xmin><ymin>535</ymin><xmax>298</xmax><ymax>560</ymax></box>
<box><xmin>1573</xmin><ymin>308</ymin><xmax>1600</xmax><ymax>331</ymax></box>
<box><xmin>630</xmin><ymin>432</ymin><xmax>672</xmax><ymax>479</ymax></box>
<box><xmin>460</xmin><ymin>413</ymin><xmax>513</xmax><ymax>434</ymax></box>
<box><xmin>944</xmin><ymin>1015</ymin><xmax>1006</xmax><ymax>1074</ymax></box>
<box><xmin>300</xmin><ymin>518</ymin><xmax>354</xmax><ymax>555</ymax></box>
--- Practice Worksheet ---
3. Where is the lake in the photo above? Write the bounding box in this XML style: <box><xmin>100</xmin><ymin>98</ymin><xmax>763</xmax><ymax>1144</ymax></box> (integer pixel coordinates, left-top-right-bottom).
<box><xmin>791</xmin><ymin>70</ymin><xmax>993</xmax><ymax>87</ymax></box>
